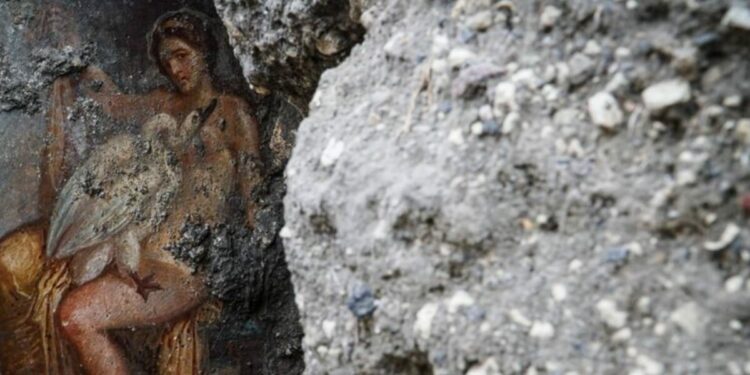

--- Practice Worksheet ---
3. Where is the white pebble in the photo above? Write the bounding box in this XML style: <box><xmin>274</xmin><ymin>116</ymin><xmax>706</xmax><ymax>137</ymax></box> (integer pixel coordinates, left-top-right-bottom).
<box><xmin>431</xmin><ymin>34</ymin><xmax>451</xmax><ymax>56</ymax></box>
<box><xmin>471</xmin><ymin>122</ymin><xmax>484</xmax><ymax>135</ymax></box>
<box><xmin>466</xmin><ymin>358</ymin><xmax>501</xmax><ymax>375</ymax></box>
<box><xmin>493</xmin><ymin>81</ymin><xmax>517</xmax><ymax>110</ymax></box>
<box><xmin>670</xmin><ymin>302</ymin><xmax>706</xmax><ymax>336</ymax></box>
<box><xmin>449</xmin><ymin>128</ymin><xmax>465</xmax><ymax>145</ymax></box>
<box><xmin>627</xmin><ymin>346</ymin><xmax>639</xmax><ymax>357</ymax></box>
<box><xmin>479</xmin><ymin>105</ymin><xmax>494</xmax><ymax>122</ymax></box>
<box><xmin>466</xmin><ymin>10</ymin><xmax>494</xmax><ymax>31</ymax></box>
<box><xmin>449</xmin><ymin>48</ymin><xmax>478</xmax><ymax>68</ymax></box>
<box><xmin>615</xmin><ymin>47</ymin><xmax>632</xmax><ymax>58</ymax></box>
<box><xmin>279</xmin><ymin>226</ymin><xmax>295</xmax><ymax>239</ymax></box>
<box><xmin>384</xmin><ymin>32</ymin><xmax>410</xmax><ymax>59</ymax></box>
<box><xmin>359</xmin><ymin>9</ymin><xmax>376</xmax><ymax>29</ymax></box>
<box><xmin>551</xmin><ymin>283</ymin><xmax>568</xmax><ymax>301</ymax></box>
<box><xmin>502</xmin><ymin>112</ymin><xmax>520</xmax><ymax>134</ymax></box>
<box><xmin>704</xmin><ymin>223</ymin><xmax>741</xmax><ymax>251</ymax></box>
<box><xmin>722</xmin><ymin>3</ymin><xmax>750</xmax><ymax>30</ymax></box>
<box><xmin>509</xmin><ymin>309</ymin><xmax>532</xmax><ymax>327</ymax></box>
<box><xmin>675</xmin><ymin>169</ymin><xmax>697</xmax><ymax>186</ymax></box>
<box><xmin>597</xmin><ymin>299</ymin><xmax>628</xmax><ymax>329</ymax></box>
<box><xmin>512</xmin><ymin>68</ymin><xmax>540</xmax><ymax>89</ymax></box>
<box><xmin>322</xmin><ymin>320</ymin><xmax>336</xmax><ymax>339</ymax></box>
<box><xmin>542</xmin><ymin>84</ymin><xmax>560</xmax><ymax>102</ymax></box>
<box><xmin>653</xmin><ymin>322</ymin><xmax>667</xmax><ymax>336</ymax></box>
<box><xmin>637</xmin><ymin>355</ymin><xmax>665</xmax><ymax>375</ymax></box>
<box><xmin>612</xmin><ymin>327</ymin><xmax>632</xmax><ymax>342</ymax></box>
<box><xmin>529</xmin><ymin>321</ymin><xmax>555</xmax><ymax>339</ymax></box>
<box><xmin>730</xmin><ymin>319</ymin><xmax>743</xmax><ymax>331</ymax></box>
<box><xmin>637</xmin><ymin>296</ymin><xmax>651</xmax><ymax>313</ymax></box>
<box><xmin>569</xmin><ymin>259</ymin><xmax>583</xmax><ymax>272</ymax></box>
<box><xmin>320</xmin><ymin>139</ymin><xmax>345</xmax><ymax>167</ymax></box>
<box><xmin>725</xmin><ymin>275</ymin><xmax>745</xmax><ymax>293</ymax></box>
<box><xmin>540</xmin><ymin>5</ymin><xmax>563</xmax><ymax>29</ymax></box>
<box><xmin>583</xmin><ymin>40</ymin><xmax>602</xmax><ymax>55</ymax></box>
<box><xmin>724</xmin><ymin>95</ymin><xmax>742</xmax><ymax>108</ymax></box>
<box><xmin>642</xmin><ymin>79</ymin><xmax>691</xmax><ymax>111</ymax></box>
<box><xmin>735</xmin><ymin>119</ymin><xmax>750</xmax><ymax>144</ymax></box>
<box><xmin>446</xmin><ymin>290</ymin><xmax>475</xmax><ymax>313</ymax></box>
<box><xmin>414</xmin><ymin>303</ymin><xmax>439</xmax><ymax>340</ymax></box>
<box><xmin>567</xmin><ymin>138</ymin><xmax>584</xmax><ymax>157</ymax></box>
<box><xmin>588</xmin><ymin>91</ymin><xmax>624</xmax><ymax>130</ymax></box>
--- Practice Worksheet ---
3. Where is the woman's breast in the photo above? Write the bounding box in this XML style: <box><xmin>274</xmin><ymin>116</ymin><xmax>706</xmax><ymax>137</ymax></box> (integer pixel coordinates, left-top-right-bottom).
<box><xmin>144</xmin><ymin>147</ymin><xmax>234</xmax><ymax>259</ymax></box>
<box><xmin>182</xmin><ymin>119</ymin><xmax>228</xmax><ymax>162</ymax></box>
<box><xmin>144</xmin><ymin>110</ymin><xmax>238</xmax><ymax>258</ymax></box>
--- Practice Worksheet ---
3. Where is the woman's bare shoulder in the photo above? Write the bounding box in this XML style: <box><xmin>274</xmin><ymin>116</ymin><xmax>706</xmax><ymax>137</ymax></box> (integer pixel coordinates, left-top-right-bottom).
<box><xmin>217</xmin><ymin>93</ymin><xmax>255</xmax><ymax>115</ymax></box>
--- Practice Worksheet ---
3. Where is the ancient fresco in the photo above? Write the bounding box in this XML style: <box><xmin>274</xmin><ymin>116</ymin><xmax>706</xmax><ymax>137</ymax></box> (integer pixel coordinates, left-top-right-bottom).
<box><xmin>0</xmin><ymin>1</ymin><xmax>302</xmax><ymax>373</ymax></box>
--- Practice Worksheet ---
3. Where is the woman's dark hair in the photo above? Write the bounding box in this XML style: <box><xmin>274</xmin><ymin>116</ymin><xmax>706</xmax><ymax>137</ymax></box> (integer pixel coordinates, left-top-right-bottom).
<box><xmin>148</xmin><ymin>8</ymin><xmax>218</xmax><ymax>77</ymax></box>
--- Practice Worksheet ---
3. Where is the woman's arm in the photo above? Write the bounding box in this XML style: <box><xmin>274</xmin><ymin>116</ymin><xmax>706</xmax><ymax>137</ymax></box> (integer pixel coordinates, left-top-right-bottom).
<box><xmin>225</xmin><ymin>97</ymin><xmax>263</xmax><ymax>228</ymax></box>
<box><xmin>189</xmin><ymin>146</ymin><xmax>236</xmax><ymax>225</ymax></box>
<box><xmin>79</xmin><ymin>66</ymin><xmax>160</xmax><ymax>123</ymax></box>
<box><xmin>38</xmin><ymin>76</ymin><xmax>78</xmax><ymax>214</ymax></box>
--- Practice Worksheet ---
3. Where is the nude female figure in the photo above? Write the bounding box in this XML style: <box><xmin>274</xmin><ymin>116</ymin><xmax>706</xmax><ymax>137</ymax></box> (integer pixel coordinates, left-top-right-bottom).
<box><xmin>55</xmin><ymin>9</ymin><xmax>261</xmax><ymax>374</ymax></box>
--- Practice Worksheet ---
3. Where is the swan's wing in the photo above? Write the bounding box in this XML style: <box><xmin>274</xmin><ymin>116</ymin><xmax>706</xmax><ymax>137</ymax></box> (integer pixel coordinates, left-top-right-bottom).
<box><xmin>47</xmin><ymin>136</ymin><xmax>140</xmax><ymax>258</ymax></box>
<box><xmin>46</xmin><ymin>175</ymin><xmax>91</xmax><ymax>256</ymax></box>
<box><xmin>47</xmin><ymin>136</ymin><xmax>179</xmax><ymax>260</ymax></box>
<box><xmin>51</xmin><ymin>193</ymin><xmax>136</xmax><ymax>259</ymax></box>
<box><xmin>47</xmin><ymin>136</ymin><xmax>131</xmax><ymax>256</ymax></box>
<box><xmin>68</xmin><ymin>242</ymin><xmax>114</xmax><ymax>285</ymax></box>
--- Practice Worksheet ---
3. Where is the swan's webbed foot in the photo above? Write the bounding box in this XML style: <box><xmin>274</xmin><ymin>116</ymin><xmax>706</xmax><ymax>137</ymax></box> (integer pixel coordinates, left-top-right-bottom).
<box><xmin>128</xmin><ymin>271</ymin><xmax>162</xmax><ymax>301</ymax></box>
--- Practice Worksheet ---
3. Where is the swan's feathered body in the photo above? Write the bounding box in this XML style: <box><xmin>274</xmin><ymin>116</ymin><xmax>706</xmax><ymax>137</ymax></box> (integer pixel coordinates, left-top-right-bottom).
<box><xmin>46</xmin><ymin>110</ymin><xmax>204</xmax><ymax>287</ymax></box>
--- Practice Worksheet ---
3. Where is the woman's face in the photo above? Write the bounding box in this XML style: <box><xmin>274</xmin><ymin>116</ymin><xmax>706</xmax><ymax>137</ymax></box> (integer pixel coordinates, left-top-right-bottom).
<box><xmin>159</xmin><ymin>37</ymin><xmax>207</xmax><ymax>94</ymax></box>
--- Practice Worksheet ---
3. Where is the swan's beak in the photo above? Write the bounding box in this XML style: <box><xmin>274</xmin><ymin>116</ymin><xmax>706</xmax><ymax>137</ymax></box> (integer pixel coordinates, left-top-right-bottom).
<box><xmin>182</xmin><ymin>111</ymin><xmax>201</xmax><ymax>132</ymax></box>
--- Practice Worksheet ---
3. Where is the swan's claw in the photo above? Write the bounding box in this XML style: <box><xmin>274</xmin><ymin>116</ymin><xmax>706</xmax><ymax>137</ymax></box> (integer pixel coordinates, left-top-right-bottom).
<box><xmin>128</xmin><ymin>271</ymin><xmax>162</xmax><ymax>301</ymax></box>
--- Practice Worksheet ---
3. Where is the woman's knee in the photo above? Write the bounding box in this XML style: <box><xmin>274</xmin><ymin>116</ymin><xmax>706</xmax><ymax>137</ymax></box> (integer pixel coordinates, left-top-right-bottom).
<box><xmin>58</xmin><ymin>289</ymin><xmax>98</xmax><ymax>339</ymax></box>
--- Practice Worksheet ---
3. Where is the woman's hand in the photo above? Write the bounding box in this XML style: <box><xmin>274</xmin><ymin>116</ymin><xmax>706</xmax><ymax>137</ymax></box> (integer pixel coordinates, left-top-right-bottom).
<box><xmin>75</xmin><ymin>65</ymin><xmax>157</xmax><ymax>123</ymax></box>
<box><xmin>81</xmin><ymin>65</ymin><xmax>109</xmax><ymax>81</ymax></box>
<box><xmin>79</xmin><ymin>65</ymin><xmax>118</xmax><ymax>95</ymax></box>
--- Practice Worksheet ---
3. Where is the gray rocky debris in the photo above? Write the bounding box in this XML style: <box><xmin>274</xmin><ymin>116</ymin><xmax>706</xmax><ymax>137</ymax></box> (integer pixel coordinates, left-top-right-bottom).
<box><xmin>214</xmin><ymin>0</ymin><xmax>365</xmax><ymax>106</ymax></box>
<box><xmin>568</xmin><ymin>53</ymin><xmax>596</xmax><ymax>85</ymax></box>
<box><xmin>670</xmin><ymin>302</ymin><xmax>708</xmax><ymax>337</ymax></box>
<box><xmin>217</xmin><ymin>0</ymin><xmax>750</xmax><ymax>373</ymax></box>
<box><xmin>452</xmin><ymin>62</ymin><xmax>504</xmax><ymax>98</ymax></box>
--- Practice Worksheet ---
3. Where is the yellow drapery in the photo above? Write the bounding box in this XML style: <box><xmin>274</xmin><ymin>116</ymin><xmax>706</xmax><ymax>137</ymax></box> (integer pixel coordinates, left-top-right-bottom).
<box><xmin>0</xmin><ymin>225</ymin><xmax>211</xmax><ymax>374</ymax></box>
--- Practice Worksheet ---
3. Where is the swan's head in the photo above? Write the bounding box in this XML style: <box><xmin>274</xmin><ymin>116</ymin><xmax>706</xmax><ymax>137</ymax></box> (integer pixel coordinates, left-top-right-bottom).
<box><xmin>142</xmin><ymin>111</ymin><xmax>200</xmax><ymax>149</ymax></box>
<box><xmin>143</xmin><ymin>113</ymin><xmax>178</xmax><ymax>140</ymax></box>
<box><xmin>180</xmin><ymin>110</ymin><xmax>201</xmax><ymax>139</ymax></box>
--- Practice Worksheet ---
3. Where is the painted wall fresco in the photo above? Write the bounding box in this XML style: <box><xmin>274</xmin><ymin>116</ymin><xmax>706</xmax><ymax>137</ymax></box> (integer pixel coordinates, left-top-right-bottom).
<box><xmin>0</xmin><ymin>1</ymin><xmax>303</xmax><ymax>373</ymax></box>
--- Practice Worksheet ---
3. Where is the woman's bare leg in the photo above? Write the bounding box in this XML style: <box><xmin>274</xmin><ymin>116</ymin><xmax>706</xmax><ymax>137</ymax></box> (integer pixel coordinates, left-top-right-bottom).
<box><xmin>58</xmin><ymin>259</ymin><xmax>205</xmax><ymax>375</ymax></box>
